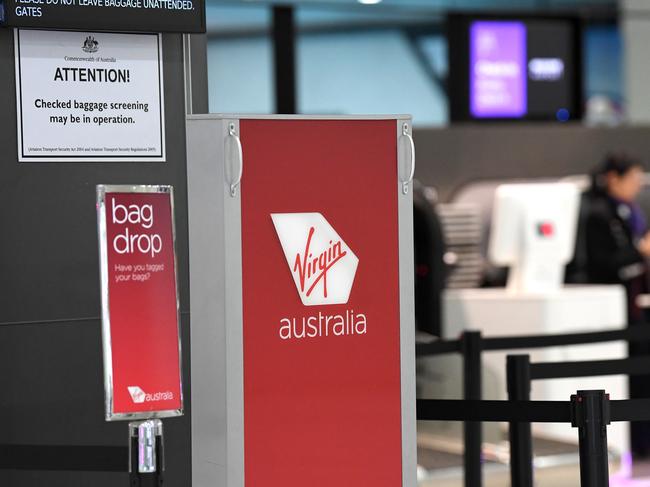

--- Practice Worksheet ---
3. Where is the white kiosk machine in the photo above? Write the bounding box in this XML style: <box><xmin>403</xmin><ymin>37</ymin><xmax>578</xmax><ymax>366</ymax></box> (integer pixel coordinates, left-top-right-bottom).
<box><xmin>490</xmin><ymin>183</ymin><xmax>579</xmax><ymax>293</ymax></box>
<box><xmin>444</xmin><ymin>182</ymin><xmax>628</xmax><ymax>453</ymax></box>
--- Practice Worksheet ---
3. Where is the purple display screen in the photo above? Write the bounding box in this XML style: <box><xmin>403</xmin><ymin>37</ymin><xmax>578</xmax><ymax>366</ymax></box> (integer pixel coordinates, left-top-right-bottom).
<box><xmin>470</xmin><ymin>21</ymin><xmax>527</xmax><ymax>118</ymax></box>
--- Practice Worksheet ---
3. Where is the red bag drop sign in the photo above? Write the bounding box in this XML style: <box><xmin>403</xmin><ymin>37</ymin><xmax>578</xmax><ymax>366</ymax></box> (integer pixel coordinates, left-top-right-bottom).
<box><xmin>97</xmin><ymin>186</ymin><xmax>183</xmax><ymax>420</ymax></box>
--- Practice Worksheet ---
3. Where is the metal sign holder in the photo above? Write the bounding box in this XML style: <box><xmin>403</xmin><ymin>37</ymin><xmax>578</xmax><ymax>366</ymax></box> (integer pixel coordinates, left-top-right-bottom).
<box><xmin>97</xmin><ymin>185</ymin><xmax>183</xmax><ymax>486</ymax></box>
<box><xmin>96</xmin><ymin>184</ymin><xmax>184</xmax><ymax>422</ymax></box>
<box><xmin>129</xmin><ymin>420</ymin><xmax>165</xmax><ymax>487</ymax></box>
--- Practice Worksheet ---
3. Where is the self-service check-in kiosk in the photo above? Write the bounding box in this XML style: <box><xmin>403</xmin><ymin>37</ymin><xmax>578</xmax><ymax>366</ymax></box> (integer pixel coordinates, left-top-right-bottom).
<box><xmin>443</xmin><ymin>182</ymin><xmax>628</xmax><ymax>455</ymax></box>
<box><xmin>186</xmin><ymin>115</ymin><xmax>417</xmax><ymax>487</ymax></box>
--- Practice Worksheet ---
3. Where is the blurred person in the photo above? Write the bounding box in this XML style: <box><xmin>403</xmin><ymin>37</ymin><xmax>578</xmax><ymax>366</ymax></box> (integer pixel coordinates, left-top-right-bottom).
<box><xmin>585</xmin><ymin>153</ymin><xmax>650</xmax><ymax>458</ymax></box>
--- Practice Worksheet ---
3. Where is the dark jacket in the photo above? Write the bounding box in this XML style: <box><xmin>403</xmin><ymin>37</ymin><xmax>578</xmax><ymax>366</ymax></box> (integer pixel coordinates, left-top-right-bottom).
<box><xmin>413</xmin><ymin>184</ymin><xmax>447</xmax><ymax>337</ymax></box>
<box><xmin>585</xmin><ymin>192</ymin><xmax>647</xmax><ymax>322</ymax></box>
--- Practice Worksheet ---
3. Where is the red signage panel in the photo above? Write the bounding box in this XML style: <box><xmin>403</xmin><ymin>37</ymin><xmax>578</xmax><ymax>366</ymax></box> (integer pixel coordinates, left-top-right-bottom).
<box><xmin>97</xmin><ymin>185</ymin><xmax>183</xmax><ymax>421</ymax></box>
<box><xmin>240</xmin><ymin>120</ymin><xmax>403</xmax><ymax>486</ymax></box>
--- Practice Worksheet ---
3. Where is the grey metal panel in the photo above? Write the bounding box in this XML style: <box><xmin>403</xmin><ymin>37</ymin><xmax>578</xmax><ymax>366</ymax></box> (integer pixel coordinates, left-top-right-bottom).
<box><xmin>397</xmin><ymin>119</ymin><xmax>417</xmax><ymax>487</ymax></box>
<box><xmin>183</xmin><ymin>33</ymin><xmax>209</xmax><ymax>116</ymax></box>
<box><xmin>0</xmin><ymin>32</ymin><xmax>191</xmax><ymax>324</ymax></box>
<box><xmin>222</xmin><ymin>119</ymin><xmax>245</xmax><ymax>487</ymax></box>
<box><xmin>187</xmin><ymin>117</ymin><xmax>228</xmax><ymax>486</ymax></box>
<box><xmin>187</xmin><ymin>117</ymin><xmax>245</xmax><ymax>487</ymax></box>
<box><xmin>623</xmin><ymin>0</ymin><xmax>650</xmax><ymax>123</ymax></box>
<box><xmin>0</xmin><ymin>314</ymin><xmax>192</xmax><ymax>482</ymax></box>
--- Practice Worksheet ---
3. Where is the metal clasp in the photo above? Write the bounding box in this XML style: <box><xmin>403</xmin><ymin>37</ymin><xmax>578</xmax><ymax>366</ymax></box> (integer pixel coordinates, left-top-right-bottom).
<box><xmin>399</xmin><ymin>122</ymin><xmax>415</xmax><ymax>195</ymax></box>
<box><xmin>129</xmin><ymin>419</ymin><xmax>163</xmax><ymax>474</ymax></box>
<box><xmin>226</xmin><ymin>123</ymin><xmax>243</xmax><ymax>197</ymax></box>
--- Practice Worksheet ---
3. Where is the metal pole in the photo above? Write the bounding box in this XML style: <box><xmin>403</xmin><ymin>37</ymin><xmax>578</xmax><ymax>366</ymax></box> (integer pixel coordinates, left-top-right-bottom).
<box><xmin>507</xmin><ymin>355</ymin><xmax>533</xmax><ymax>487</ymax></box>
<box><xmin>462</xmin><ymin>330</ymin><xmax>483</xmax><ymax>487</ymax></box>
<box><xmin>571</xmin><ymin>390</ymin><xmax>610</xmax><ymax>487</ymax></box>
<box><xmin>272</xmin><ymin>5</ymin><xmax>297</xmax><ymax>114</ymax></box>
<box><xmin>129</xmin><ymin>420</ymin><xmax>164</xmax><ymax>487</ymax></box>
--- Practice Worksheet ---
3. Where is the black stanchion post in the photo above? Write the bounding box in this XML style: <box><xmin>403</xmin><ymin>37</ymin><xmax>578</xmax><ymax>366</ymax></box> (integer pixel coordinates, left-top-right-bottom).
<box><xmin>272</xmin><ymin>5</ymin><xmax>297</xmax><ymax>114</ymax></box>
<box><xmin>155</xmin><ymin>429</ymin><xmax>165</xmax><ymax>486</ymax></box>
<box><xmin>507</xmin><ymin>354</ymin><xmax>533</xmax><ymax>487</ymax></box>
<box><xmin>129</xmin><ymin>432</ymin><xmax>139</xmax><ymax>487</ymax></box>
<box><xmin>571</xmin><ymin>390</ymin><xmax>610</xmax><ymax>487</ymax></box>
<box><xmin>462</xmin><ymin>330</ymin><xmax>483</xmax><ymax>487</ymax></box>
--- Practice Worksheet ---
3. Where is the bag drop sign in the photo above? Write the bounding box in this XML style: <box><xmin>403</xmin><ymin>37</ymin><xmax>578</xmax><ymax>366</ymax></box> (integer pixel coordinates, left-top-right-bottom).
<box><xmin>97</xmin><ymin>186</ymin><xmax>182</xmax><ymax>420</ymax></box>
<box><xmin>15</xmin><ymin>29</ymin><xmax>165</xmax><ymax>162</ymax></box>
<box><xmin>111</xmin><ymin>200</ymin><xmax>163</xmax><ymax>257</ymax></box>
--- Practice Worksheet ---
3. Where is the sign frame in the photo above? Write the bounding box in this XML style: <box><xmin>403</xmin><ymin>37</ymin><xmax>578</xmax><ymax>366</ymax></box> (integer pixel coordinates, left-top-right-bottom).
<box><xmin>97</xmin><ymin>184</ymin><xmax>184</xmax><ymax>422</ymax></box>
<box><xmin>15</xmin><ymin>29</ymin><xmax>166</xmax><ymax>163</ymax></box>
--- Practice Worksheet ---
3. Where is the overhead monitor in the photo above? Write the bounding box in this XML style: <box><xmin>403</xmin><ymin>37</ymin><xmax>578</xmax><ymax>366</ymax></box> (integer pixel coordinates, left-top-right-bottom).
<box><xmin>449</xmin><ymin>14</ymin><xmax>583</xmax><ymax>122</ymax></box>
<box><xmin>488</xmin><ymin>182</ymin><xmax>579</xmax><ymax>293</ymax></box>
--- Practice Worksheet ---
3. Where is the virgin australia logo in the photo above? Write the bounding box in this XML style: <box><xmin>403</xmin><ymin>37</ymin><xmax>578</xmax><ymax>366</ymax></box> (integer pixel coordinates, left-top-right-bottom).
<box><xmin>128</xmin><ymin>386</ymin><xmax>174</xmax><ymax>404</ymax></box>
<box><xmin>82</xmin><ymin>36</ymin><xmax>99</xmax><ymax>54</ymax></box>
<box><xmin>127</xmin><ymin>386</ymin><xmax>146</xmax><ymax>404</ymax></box>
<box><xmin>271</xmin><ymin>213</ymin><xmax>359</xmax><ymax>306</ymax></box>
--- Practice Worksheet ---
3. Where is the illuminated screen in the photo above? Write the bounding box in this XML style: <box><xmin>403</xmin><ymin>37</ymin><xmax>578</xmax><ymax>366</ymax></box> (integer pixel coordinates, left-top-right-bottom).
<box><xmin>449</xmin><ymin>15</ymin><xmax>581</xmax><ymax>121</ymax></box>
<box><xmin>470</xmin><ymin>21</ymin><xmax>527</xmax><ymax>118</ymax></box>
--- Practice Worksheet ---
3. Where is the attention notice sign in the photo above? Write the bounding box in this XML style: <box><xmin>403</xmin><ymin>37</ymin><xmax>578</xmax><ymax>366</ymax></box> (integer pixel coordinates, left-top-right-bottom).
<box><xmin>15</xmin><ymin>29</ymin><xmax>165</xmax><ymax>162</ymax></box>
<box><xmin>0</xmin><ymin>0</ymin><xmax>204</xmax><ymax>32</ymax></box>
<box><xmin>97</xmin><ymin>185</ymin><xmax>183</xmax><ymax>421</ymax></box>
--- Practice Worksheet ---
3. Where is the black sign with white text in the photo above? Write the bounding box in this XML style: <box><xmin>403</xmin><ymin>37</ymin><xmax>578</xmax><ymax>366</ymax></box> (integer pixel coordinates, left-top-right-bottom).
<box><xmin>0</xmin><ymin>0</ymin><xmax>205</xmax><ymax>33</ymax></box>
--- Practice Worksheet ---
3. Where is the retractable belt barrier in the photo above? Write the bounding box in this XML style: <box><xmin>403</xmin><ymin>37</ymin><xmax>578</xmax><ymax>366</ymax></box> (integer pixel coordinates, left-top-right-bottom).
<box><xmin>3</xmin><ymin>327</ymin><xmax>650</xmax><ymax>482</ymax></box>
<box><xmin>417</xmin><ymin>399</ymin><xmax>571</xmax><ymax>423</ymax></box>
<box><xmin>418</xmin><ymin>397</ymin><xmax>650</xmax><ymax>427</ymax></box>
<box><xmin>416</xmin><ymin>325</ymin><xmax>650</xmax><ymax>357</ymax></box>
<box><xmin>531</xmin><ymin>355</ymin><xmax>650</xmax><ymax>380</ymax></box>
<box><xmin>416</xmin><ymin>325</ymin><xmax>650</xmax><ymax>487</ymax></box>
<box><xmin>418</xmin><ymin>394</ymin><xmax>650</xmax><ymax>487</ymax></box>
<box><xmin>506</xmin><ymin>350</ymin><xmax>650</xmax><ymax>487</ymax></box>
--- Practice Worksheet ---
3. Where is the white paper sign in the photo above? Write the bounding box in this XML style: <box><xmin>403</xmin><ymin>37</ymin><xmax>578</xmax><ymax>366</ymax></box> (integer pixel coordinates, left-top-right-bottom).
<box><xmin>14</xmin><ymin>29</ymin><xmax>165</xmax><ymax>162</ymax></box>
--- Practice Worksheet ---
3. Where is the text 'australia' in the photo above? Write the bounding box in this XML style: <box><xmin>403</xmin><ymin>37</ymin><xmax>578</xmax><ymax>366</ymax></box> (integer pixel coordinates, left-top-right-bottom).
<box><xmin>279</xmin><ymin>310</ymin><xmax>367</xmax><ymax>340</ymax></box>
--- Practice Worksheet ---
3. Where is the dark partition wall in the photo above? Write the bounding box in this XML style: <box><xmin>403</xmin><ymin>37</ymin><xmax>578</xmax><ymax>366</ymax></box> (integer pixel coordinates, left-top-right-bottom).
<box><xmin>0</xmin><ymin>30</ymin><xmax>192</xmax><ymax>487</ymax></box>
<box><xmin>414</xmin><ymin>124</ymin><xmax>650</xmax><ymax>202</ymax></box>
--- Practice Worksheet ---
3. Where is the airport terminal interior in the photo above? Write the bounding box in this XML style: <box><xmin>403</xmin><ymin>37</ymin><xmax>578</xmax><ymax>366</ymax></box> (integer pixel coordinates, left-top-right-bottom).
<box><xmin>5</xmin><ymin>0</ymin><xmax>650</xmax><ymax>486</ymax></box>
